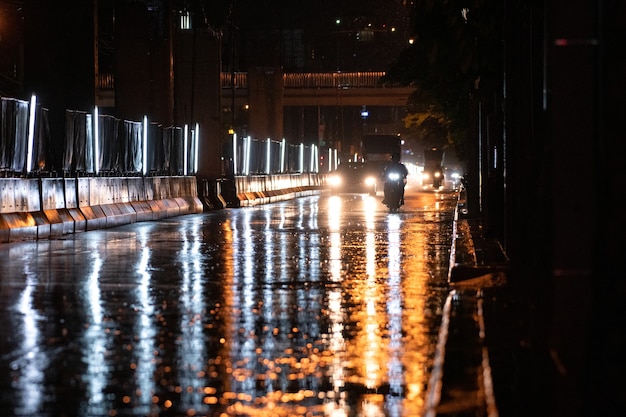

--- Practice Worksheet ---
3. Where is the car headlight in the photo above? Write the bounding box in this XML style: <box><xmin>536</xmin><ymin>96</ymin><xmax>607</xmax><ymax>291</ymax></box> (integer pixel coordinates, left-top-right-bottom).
<box><xmin>328</xmin><ymin>175</ymin><xmax>342</xmax><ymax>186</ymax></box>
<box><xmin>364</xmin><ymin>176</ymin><xmax>376</xmax><ymax>186</ymax></box>
<box><xmin>422</xmin><ymin>172</ymin><xmax>430</xmax><ymax>180</ymax></box>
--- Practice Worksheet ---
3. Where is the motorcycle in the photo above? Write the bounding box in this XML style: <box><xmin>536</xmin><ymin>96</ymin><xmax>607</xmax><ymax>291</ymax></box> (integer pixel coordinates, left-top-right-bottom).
<box><xmin>383</xmin><ymin>172</ymin><xmax>406</xmax><ymax>212</ymax></box>
<box><xmin>432</xmin><ymin>167</ymin><xmax>444</xmax><ymax>189</ymax></box>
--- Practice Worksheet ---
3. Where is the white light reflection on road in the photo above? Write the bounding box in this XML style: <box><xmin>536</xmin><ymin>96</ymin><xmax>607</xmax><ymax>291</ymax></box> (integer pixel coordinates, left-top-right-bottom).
<box><xmin>261</xmin><ymin>207</ymin><xmax>280</xmax><ymax>395</ymax></box>
<box><xmin>306</xmin><ymin>195</ymin><xmax>319</xmax><ymax>230</ymax></box>
<box><xmin>363</xmin><ymin>199</ymin><xmax>382</xmax><ymax>393</ymax></box>
<box><xmin>176</xmin><ymin>221</ymin><xmax>208</xmax><ymax>414</ymax></box>
<box><xmin>386</xmin><ymin>214</ymin><xmax>404</xmax><ymax>416</ymax></box>
<box><xmin>81</xmin><ymin>249</ymin><xmax>110</xmax><ymax>415</ymax></box>
<box><xmin>12</xmin><ymin>263</ymin><xmax>44</xmax><ymax>416</ymax></box>
<box><xmin>133</xmin><ymin>230</ymin><xmax>157</xmax><ymax>415</ymax></box>
<box><xmin>325</xmin><ymin>195</ymin><xmax>348</xmax><ymax>417</ymax></box>
<box><xmin>328</xmin><ymin>196</ymin><xmax>342</xmax><ymax>282</ymax></box>
<box><xmin>229</xmin><ymin>209</ymin><xmax>258</xmax><ymax>404</ymax></box>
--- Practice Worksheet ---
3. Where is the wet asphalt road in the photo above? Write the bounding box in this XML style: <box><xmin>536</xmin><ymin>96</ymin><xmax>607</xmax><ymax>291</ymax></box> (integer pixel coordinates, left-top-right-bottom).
<box><xmin>0</xmin><ymin>185</ymin><xmax>458</xmax><ymax>417</ymax></box>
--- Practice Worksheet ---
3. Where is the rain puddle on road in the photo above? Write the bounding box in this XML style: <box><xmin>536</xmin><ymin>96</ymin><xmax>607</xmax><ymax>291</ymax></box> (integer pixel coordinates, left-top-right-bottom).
<box><xmin>0</xmin><ymin>190</ymin><xmax>457</xmax><ymax>417</ymax></box>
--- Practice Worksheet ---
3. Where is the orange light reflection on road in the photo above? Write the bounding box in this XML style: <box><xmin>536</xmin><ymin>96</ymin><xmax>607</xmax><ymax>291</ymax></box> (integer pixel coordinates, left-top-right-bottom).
<box><xmin>217</xmin><ymin>201</ymin><xmax>353</xmax><ymax>417</ymax></box>
<box><xmin>326</xmin><ymin>195</ymin><xmax>348</xmax><ymax>415</ymax></box>
<box><xmin>146</xmin><ymin>192</ymin><xmax>439</xmax><ymax>416</ymax></box>
<box><xmin>347</xmin><ymin>194</ymin><xmax>433</xmax><ymax>415</ymax></box>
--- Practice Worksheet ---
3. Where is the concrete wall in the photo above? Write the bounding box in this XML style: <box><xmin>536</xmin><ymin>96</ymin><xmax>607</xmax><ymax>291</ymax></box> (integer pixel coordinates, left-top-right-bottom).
<box><xmin>233</xmin><ymin>173</ymin><xmax>323</xmax><ymax>207</ymax></box>
<box><xmin>199</xmin><ymin>173</ymin><xmax>325</xmax><ymax>209</ymax></box>
<box><xmin>0</xmin><ymin>176</ymin><xmax>203</xmax><ymax>242</ymax></box>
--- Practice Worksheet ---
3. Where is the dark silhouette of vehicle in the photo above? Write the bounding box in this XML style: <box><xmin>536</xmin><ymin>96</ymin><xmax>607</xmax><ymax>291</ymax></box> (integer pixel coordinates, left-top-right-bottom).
<box><xmin>327</xmin><ymin>162</ymin><xmax>379</xmax><ymax>195</ymax></box>
<box><xmin>422</xmin><ymin>148</ymin><xmax>445</xmax><ymax>189</ymax></box>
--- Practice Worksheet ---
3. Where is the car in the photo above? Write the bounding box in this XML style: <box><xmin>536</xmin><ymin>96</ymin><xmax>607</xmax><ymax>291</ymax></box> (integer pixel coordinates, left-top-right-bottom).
<box><xmin>327</xmin><ymin>161</ymin><xmax>384</xmax><ymax>195</ymax></box>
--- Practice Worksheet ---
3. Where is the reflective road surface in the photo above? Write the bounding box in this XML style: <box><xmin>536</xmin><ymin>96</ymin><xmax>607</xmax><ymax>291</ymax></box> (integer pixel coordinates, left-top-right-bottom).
<box><xmin>0</xmin><ymin>186</ymin><xmax>458</xmax><ymax>417</ymax></box>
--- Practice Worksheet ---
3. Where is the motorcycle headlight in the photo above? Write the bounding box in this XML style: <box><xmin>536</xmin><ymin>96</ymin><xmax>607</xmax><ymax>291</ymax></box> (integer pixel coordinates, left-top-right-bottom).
<box><xmin>434</xmin><ymin>171</ymin><xmax>441</xmax><ymax>178</ymax></box>
<box><xmin>387</xmin><ymin>172</ymin><xmax>400</xmax><ymax>181</ymax></box>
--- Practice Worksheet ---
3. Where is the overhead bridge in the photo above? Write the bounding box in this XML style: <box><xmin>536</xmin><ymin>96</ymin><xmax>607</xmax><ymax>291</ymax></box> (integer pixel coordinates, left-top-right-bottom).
<box><xmin>221</xmin><ymin>71</ymin><xmax>414</xmax><ymax>107</ymax></box>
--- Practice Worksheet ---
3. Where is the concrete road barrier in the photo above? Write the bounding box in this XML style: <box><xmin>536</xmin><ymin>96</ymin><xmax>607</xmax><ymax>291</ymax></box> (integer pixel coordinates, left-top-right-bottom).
<box><xmin>0</xmin><ymin>176</ymin><xmax>203</xmax><ymax>242</ymax></box>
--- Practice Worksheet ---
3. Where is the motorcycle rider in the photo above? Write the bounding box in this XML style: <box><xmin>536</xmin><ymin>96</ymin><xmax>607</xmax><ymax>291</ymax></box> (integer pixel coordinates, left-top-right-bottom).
<box><xmin>382</xmin><ymin>152</ymin><xmax>409</xmax><ymax>205</ymax></box>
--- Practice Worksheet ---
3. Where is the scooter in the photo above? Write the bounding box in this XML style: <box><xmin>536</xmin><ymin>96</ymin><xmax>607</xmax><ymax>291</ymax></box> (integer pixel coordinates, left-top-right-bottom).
<box><xmin>383</xmin><ymin>172</ymin><xmax>406</xmax><ymax>212</ymax></box>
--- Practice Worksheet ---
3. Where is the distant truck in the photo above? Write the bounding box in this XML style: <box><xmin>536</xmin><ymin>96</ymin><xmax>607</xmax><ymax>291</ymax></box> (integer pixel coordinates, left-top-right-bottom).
<box><xmin>422</xmin><ymin>148</ymin><xmax>445</xmax><ymax>187</ymax></box>
<box><xmin>359</xmin><ymin>134</ymin><xmax>404</xmax><ymax>189</ymax></box>
<box><xmin>361</xmin><ymin>134</ymin><xmax>402</xmax><ymax>161</ymax></box>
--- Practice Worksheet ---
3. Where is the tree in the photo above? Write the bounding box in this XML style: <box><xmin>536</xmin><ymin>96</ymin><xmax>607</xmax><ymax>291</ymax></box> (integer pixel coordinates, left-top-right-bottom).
<box><xmin>402</xmin><ymin>87</ymin><xmax>451</xmax><ymax>150</ymax></box>
<box><xmin>384</xmin><ymin>0</ymin><xmax>503</xmax><ymax>161</ymax></box>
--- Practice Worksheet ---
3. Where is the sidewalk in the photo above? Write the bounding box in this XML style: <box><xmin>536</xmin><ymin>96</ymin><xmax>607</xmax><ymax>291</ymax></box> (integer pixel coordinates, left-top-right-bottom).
<box><xmin>425</xmin><ymin>187</ymin><xmax>510</xmax><ymax>416</ymax></box>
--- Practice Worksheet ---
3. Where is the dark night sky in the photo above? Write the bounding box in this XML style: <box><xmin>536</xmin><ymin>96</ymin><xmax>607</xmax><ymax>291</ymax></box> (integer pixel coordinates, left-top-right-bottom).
<box><xmin>225</xmin><ymin>0</ymin><xmax>412</xmax><ymax>72</ymax></box>
<box><xmin>233</xmin><ymin>0</ymin><xmax>360</xmax><ymax>29</ymax></box>
<box><xmin>201</xmin><ymin>0</ymin><xmax>406</xmax><ymax>32</ymax></box>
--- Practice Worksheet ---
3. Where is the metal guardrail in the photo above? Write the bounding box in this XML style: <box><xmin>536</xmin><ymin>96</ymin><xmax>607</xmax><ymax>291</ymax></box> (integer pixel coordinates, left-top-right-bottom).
<box><xmin>0</xmin><ymin>96</ymin><xmax>196</xmax><ymax>178</ymax></box>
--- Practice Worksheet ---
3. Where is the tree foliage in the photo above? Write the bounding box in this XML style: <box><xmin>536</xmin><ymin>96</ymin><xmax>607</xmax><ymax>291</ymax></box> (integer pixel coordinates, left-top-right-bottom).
<box><xmin>384</xmin><ymin>0</ymin><xmax>503</xmax><ymax>161</ymax></box>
